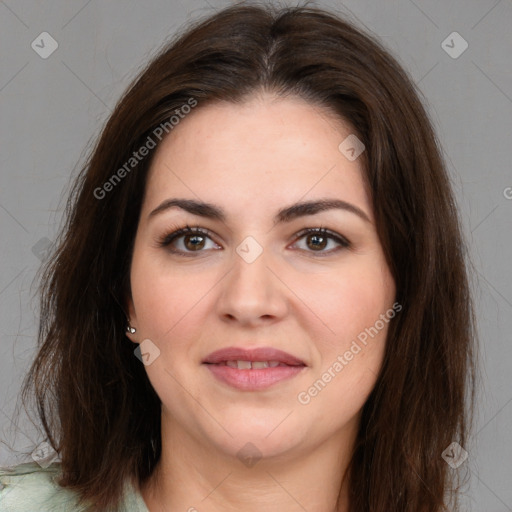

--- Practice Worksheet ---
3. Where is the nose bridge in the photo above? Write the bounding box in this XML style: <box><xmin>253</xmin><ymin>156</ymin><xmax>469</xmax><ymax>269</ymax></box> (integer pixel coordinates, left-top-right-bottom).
<box><xmin>216</xmin><ymin>239</ymin><xmax>287</xmax><ymax>322</ymax></box>
<box><xmin>229</xmin><ymin>240</ymin><xmax>272</xmax><ymax>297</ymax></box>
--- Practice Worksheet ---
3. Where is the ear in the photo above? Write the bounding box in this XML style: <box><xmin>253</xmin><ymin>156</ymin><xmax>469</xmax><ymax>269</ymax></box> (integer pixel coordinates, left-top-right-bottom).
<box><xmin>125</xmin><ymin>292</ymin><xmax>139</xmax><ymax>344</ymax></box>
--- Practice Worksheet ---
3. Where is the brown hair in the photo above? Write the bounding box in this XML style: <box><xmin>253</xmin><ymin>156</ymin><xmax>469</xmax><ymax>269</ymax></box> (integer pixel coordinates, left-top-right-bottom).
<box><xmin>17</xmin><ymin>3</ymin><xmax>477</xmax><ymax>511</ymax></box>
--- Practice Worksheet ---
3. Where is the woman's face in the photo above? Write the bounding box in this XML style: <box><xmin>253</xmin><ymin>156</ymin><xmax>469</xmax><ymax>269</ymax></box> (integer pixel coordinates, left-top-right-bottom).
<box><xmin>127</xmin><ymin>93</ymin><xmax>396</xmax><ymax>462</ymax></box>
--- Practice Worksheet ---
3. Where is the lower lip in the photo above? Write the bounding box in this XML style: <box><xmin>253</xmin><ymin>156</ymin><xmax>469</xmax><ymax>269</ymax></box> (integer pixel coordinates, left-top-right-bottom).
<box><xmin>204</xmin><ymin>363</ymin><xmax>306</xmax><ymax>391</ymax></box>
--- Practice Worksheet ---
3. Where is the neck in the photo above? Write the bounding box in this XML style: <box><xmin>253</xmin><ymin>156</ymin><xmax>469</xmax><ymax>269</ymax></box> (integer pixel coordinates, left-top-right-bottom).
<box><xmin>140</xmin><ymin>410</ymin><xmax>354</xmax><ymax>512</ymax></box>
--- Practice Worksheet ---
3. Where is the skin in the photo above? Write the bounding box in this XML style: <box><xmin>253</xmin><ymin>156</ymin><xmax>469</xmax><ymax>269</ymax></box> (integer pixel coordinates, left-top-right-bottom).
<box><xmin>126</xmin><ymin>92</ymin><xmax>396</xmax><ymax>512</ymax></box>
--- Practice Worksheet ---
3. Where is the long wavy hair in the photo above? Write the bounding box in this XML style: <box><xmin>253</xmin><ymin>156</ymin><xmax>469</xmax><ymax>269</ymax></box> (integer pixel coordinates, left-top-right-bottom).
<box><xmin>17</xmin><ymin>3</ymin><xmax>477</xmax><ymax>511</ymax></box>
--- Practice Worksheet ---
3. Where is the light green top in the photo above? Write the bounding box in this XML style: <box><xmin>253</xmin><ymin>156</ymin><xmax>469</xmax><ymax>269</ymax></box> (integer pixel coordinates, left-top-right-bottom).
<box><xmin>0</xmin><ymin>462</ymin><xmax>150</xmax><ymax>511</ymax></box>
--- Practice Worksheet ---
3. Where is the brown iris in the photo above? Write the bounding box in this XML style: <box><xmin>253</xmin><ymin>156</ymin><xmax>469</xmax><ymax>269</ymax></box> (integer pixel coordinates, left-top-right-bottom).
<box><xmin>184</xmin><ymin>234</ymin><xmax>206</xmax><ymax>251</ymax></box>
<box><xmin>306</xmin><ymin>233</ymin><xmax>327</xmax><ymax>251</ymax></box>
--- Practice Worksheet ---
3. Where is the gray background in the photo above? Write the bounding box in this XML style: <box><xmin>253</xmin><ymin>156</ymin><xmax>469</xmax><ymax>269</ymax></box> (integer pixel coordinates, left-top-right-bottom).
<box><xmin>1</xmin><ymin>0</ymin><xmax>511</xmax><ymax>510</ymax></box>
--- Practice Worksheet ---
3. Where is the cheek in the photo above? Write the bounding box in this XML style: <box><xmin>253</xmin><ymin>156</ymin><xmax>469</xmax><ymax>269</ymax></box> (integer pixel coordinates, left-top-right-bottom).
<box><xmin>311</xmin><ymin>264</ymin><xmax>393</xmax><ymax>403</ymax></box>
<box><xmin>295</xmin><ymin>258</ymin><xmax>393</xmax><ymax>344</ymax></box>
<box><xmin>298</xmin><ymin>286</ymin><xmax>391</xmax><ymax>429</ymax></box>
<box><xmin>130</xmin><ymin>251</ymin><xmax>212</xmax><ymax>338</ymax></box>
<box><xmin>296</xmin><ymin>258</ymin><xmax>393</xmax><ymax>410</ymax></box>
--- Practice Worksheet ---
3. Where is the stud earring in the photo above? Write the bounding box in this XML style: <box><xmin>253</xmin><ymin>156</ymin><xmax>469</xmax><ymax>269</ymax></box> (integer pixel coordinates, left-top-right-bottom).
<box><xmin>126</xmin><ymin>325</ymin><xmax>136</xmax><ymax>334</ymax></box>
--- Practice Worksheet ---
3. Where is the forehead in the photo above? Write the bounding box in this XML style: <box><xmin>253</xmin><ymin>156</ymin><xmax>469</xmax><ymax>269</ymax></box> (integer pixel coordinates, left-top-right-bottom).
<box><xmin>142</xmin><ymin>94</ymin><xmax>372</xmax><ymax>223</ymax></box>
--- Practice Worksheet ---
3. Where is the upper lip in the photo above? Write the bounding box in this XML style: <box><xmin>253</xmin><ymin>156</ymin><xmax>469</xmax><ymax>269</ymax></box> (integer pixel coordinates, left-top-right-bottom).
<box><xmin>202</xmin><ymin>347</ymin><xmax>306</xmax><ymax>366</ymax></box>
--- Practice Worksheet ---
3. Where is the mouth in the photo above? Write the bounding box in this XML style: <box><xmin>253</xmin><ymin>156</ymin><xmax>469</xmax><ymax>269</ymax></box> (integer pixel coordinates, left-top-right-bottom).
<box><xmin>202</xmin><ymin>346</ymin><xmax>307</xmax><ymax>391</ymax></box>
<box><xmin>202</xmin><ymin>346</ymin><xmax>307</xmax><ymax>366</ymax></box>
<box><xmin>206</xmin><ymin>360</ymin><xmax>302</xmax><ymax>369</ymax></box>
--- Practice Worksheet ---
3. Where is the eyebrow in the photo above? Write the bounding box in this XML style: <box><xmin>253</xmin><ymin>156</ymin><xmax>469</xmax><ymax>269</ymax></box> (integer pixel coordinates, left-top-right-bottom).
<box><xmin>148</xmin><ymin>198</ymin><xmax>371</xmax><ymax>224</ymax></box>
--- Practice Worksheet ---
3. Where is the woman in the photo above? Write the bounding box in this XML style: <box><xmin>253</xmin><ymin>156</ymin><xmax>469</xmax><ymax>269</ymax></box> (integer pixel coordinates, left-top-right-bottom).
<box><xmin>0</xmin><ymin>3</ymin><xmax>476</xmax><ymax>511</ymax></box>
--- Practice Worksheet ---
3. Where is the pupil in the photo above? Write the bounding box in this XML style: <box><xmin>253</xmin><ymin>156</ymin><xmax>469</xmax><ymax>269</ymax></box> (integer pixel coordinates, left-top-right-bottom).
<box><xmin>185</xmin><ymin>235</ymin><xmax>205</xmax><ymax>250</ymax></box>
<box><xmin>308</xmin><ymin>234</ymin><xmax>326</xmax><ymax>250</ymax></box>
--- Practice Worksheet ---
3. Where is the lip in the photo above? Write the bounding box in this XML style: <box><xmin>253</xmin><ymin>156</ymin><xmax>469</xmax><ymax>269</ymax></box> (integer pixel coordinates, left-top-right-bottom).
<box><xmin>202</xmin><ymin>346</ymin><xmax>307</xmax><ymax>391</ymax></box>
<box><xmin>205</xmin><ymin>364</ymin><xmax>306</xmax><ymax>391</ymax></box>
<box><xmin>202</xmin><ymin>347</ymin><xmax>306</xmax><ymax>366</ymax></box>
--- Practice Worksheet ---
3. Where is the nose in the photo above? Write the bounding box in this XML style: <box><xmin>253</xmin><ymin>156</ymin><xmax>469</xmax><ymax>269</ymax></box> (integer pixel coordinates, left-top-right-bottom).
<box><xmin>215</xmin><ymin>245</ymin><xmax>289</xmax><ymax>326</ymax></box>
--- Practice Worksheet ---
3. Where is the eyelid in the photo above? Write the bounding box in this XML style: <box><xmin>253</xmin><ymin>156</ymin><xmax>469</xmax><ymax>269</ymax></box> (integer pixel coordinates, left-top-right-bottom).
<box><xmin>156</xmin><ymin>224</ymin><xmax>351</xmax><ymax>255</ymax></box>
<box><xmin>157</xmin><ymin>224</ymin><xmax>212</xmax><ymax>245</ymax></box>
<box><xmin>292</xmin><ymin>227</ymin><xmax>351</xmax><ymax>249</ymax></box>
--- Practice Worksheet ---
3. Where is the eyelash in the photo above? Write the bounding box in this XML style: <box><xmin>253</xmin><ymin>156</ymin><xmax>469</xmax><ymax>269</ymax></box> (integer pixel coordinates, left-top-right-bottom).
<box><xmin>156</xmin><ymin>224</ymin><xmax>351</xmax><ymax>257</ymax></box>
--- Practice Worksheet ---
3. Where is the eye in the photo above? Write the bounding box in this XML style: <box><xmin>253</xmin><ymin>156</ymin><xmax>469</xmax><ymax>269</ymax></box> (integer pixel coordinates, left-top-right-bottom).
<box><xmin>157</xmin><ymin>225</ymin><xmax>351</xmax><ymax>257</ymax></box>
<box><xmin>291</xmin><ymin>227</ymin><xmax>351</xmax><ymax>255</ymax></box>
<box><xmin>157</xmin><ymin>225</ymin><xmax>220</xmax><ymax>256</ymax></box>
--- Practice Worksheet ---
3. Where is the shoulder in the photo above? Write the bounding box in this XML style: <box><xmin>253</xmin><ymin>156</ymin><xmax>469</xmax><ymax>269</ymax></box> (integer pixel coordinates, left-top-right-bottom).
<box><xmin>0</xmin><ymin>461</ymin><xmax>149</xmax><ymax>512</ymax></box>
<box><xmin>0</xmin><ymin>461</ymin><xmax>88</xmax><ymax>511</ymax></box>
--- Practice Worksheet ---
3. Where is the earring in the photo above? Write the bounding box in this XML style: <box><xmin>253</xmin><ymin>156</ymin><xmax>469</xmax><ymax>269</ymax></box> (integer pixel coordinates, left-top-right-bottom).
<box><xmin>126</xmin><ymin>325</ymin><xmax>136</xmax><ymax>334</ymax></box>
